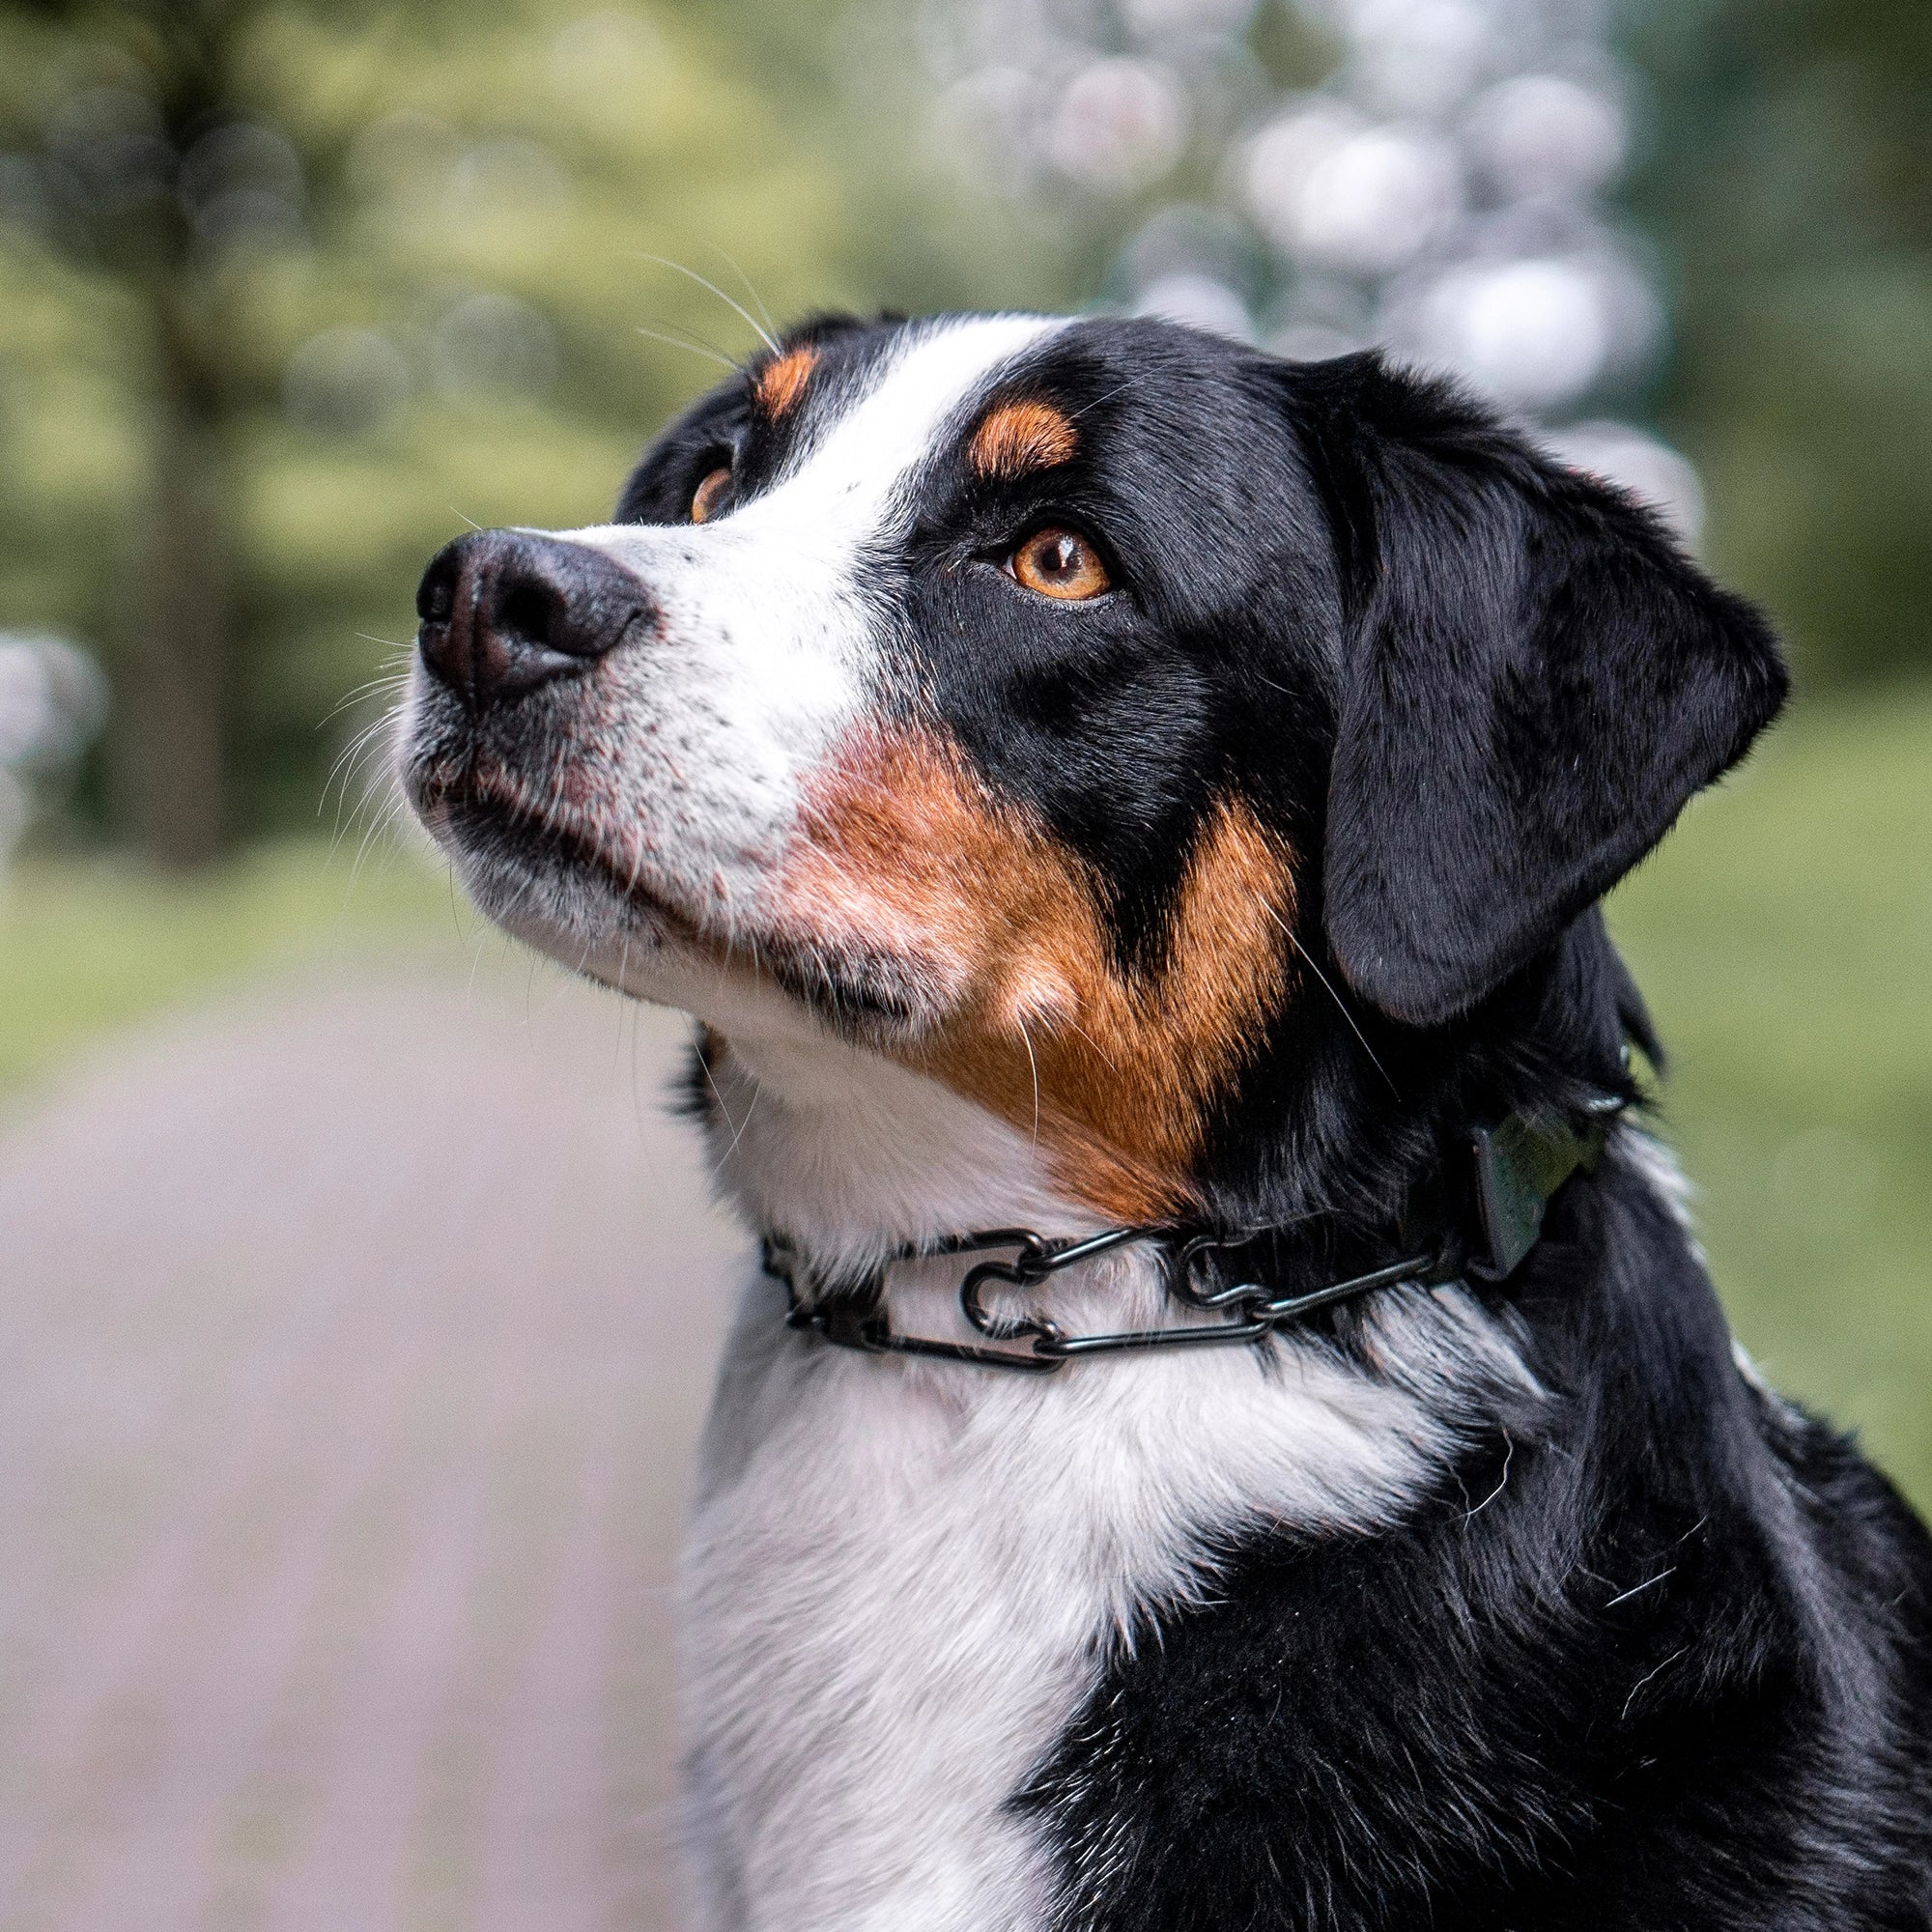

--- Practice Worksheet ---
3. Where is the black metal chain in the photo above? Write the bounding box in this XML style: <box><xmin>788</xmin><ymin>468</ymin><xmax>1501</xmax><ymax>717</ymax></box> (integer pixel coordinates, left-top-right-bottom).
<box><xmin>767</xmin><ymin>1224</ymin><xmax>1459</xmax><ymax>1374</ymax></box>
<box><xmin>763</xmin><ymin>1096</ymin><xmax>1622</xmax><ymax>1375</ymax></box>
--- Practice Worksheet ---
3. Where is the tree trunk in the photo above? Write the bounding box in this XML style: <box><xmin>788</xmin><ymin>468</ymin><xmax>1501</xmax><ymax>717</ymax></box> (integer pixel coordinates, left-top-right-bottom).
<box><xmin>116</xmin><ymin>318</ymin><xmax>230</xmax><ymax>869</ymax></box>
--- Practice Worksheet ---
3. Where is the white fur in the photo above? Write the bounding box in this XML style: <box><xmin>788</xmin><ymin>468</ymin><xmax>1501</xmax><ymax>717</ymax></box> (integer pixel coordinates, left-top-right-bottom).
<box><xmin>1613</xmin><ymin>1125</ymin><xmax>1803</xmax><ymax>1420</ymax></box>
<box><xmin>406</xmin><ymin>314</ymin><xmax>1063</xmax><ymax>989</ymax></box>
<box><xmin>403</xmin><ymin>315</ymin><xmax>1070</xmax><ymax>1071</ymax></box>
<box><xmin>696</xmin><ymin>1024</ymin><xmax>1112</xmax><ymax>1272</ymax></box>
<box><xmin>679</xmin><ymin>1035</ymin><xmax>1540</xmax><ymax>1932</ymax></box>
<box><xmin>1616</xmin><ymin>1124</ymin><xmax>1703</xmax><ymax>1258</ymax></box>
<box><xmin>683</xmin><ymin>1251</ymin><xmax>1532</xmax><ymax>1932</ymax></box>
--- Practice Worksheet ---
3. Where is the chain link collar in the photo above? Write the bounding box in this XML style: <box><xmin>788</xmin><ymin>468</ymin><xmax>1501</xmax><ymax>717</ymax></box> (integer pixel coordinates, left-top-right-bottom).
<box><xmin>763</xmin><ymin>1097</ymin><xmax>1623</xmax><ymax>1374</ymax></box>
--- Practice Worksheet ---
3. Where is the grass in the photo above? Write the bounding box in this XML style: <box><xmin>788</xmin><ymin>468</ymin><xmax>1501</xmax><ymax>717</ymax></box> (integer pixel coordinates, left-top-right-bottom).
<box><xmin>0</xmin><ymin>835</ymin><xmax>459</xmax><ymax>1098</ymax></box>
<box><xmin>1607</xmin><ymin>688</ymin><xmax>1932</xmax><ymax>1511</ymax></box>
<box><xmin>3</xmin><ymin>688</ymin><xmax>1929</xmax><ymax>1508</ymax></box>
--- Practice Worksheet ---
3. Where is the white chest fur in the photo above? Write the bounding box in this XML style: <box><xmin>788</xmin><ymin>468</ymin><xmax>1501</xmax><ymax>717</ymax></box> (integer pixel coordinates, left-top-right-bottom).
<box><xmin>679</xmin><ymin>1257</ymin><xmax>1527</xmax><ymax>1932</ymax></box>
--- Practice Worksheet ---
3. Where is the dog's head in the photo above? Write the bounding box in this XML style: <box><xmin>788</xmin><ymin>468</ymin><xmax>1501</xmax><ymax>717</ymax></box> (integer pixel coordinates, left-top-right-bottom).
<box><xmin>401</xmin><ymin>313</ymin><xmax>1784</xmax><ymax>1236</ymax></box>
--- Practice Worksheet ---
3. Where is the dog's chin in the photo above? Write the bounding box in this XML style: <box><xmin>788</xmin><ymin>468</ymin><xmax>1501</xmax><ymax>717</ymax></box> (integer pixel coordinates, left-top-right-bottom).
<box><xmin>412</xmin><ymin>759</ymin><xmax>678</xmax><ymax>935</ymax></box>
<box><xmin>407</xmin><ymin>756</ymin><xmax>958</xmax><ymax>1053</ymax></box>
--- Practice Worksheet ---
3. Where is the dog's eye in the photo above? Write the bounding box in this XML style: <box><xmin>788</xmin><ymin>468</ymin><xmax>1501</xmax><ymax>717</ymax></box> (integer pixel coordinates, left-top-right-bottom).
<box><xmin>690</xmin><ymin>466</ymin><xmax>732</xmax><ymax>525</ymax></box>
<box><xmin>1009</xmin><ymin>526</ymin><xmax>1110</xmax><ymax>602</ymax></box>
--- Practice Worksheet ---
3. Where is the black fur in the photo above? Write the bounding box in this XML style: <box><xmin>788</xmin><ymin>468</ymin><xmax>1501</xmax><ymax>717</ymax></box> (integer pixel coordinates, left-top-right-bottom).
<box><xmin>610</xmin><ymin>315</ymin><xmax>1930</xmax><ymax>1925</ymax></box>
<box><xmin>629</xmin><ymin>319</ymin><xmax>1782</xmax><ymax>1229</ymax></box>
<box><xmin>1300</xmin><ymin>356</ymin><xmax>1787</xmax><ymax>1030</ymax></box>
<box><xmin>1022</xmin><ymin>1159</ymin><xmax>1932</xmax><ymax>1929</ymax></box>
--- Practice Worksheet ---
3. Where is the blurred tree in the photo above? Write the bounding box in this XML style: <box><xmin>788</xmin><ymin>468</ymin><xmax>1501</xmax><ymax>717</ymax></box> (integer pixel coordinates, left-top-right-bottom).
<box><xmin>1627</xmin><ymin>0</ymin><xmax>1932</xmax><ymax>685</ymax></box>
<box><xmin>0</xmin><ymin>0</ymin><xmax>288</xmax><ymax>864</ymax></box>
<box><xmin>0</xmin><ymin>0</ymin><xmax>1046</xmax><ymax>860</ymax></box>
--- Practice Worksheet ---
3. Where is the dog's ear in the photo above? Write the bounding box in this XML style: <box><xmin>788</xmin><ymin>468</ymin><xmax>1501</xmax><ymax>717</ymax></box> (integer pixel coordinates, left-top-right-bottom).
<box><xmin>1292</xmin><ymin>355</ymin><xmax>1787</xmax><ymax>1028</ymax></box>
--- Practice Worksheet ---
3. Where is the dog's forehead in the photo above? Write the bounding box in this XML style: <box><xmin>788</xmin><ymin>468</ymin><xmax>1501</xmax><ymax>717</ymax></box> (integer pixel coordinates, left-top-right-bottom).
<box><xmin>582</xmin><ymin>314</ymin><xmax>1075</xmax><ymax>619</ymax></box>
<box><xmin>612</xmin><ymin>309</ymin><xmax>1297</xmax><ymax>555</ymax></box>
<box><xmin>757</xmin><ymin>313</ymin><xmax>1069</xmax><ymax>514</ymax></box>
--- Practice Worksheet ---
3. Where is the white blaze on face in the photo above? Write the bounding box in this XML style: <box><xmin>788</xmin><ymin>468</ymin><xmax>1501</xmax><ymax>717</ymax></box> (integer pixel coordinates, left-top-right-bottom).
<box><xmin>528</xmin><ymin>313</ymin><xmax>1065</xmax><ymax>935</ymax></box>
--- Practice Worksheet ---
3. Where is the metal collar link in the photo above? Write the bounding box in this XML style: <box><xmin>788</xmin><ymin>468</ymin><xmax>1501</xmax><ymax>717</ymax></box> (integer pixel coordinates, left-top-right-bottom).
<box><xmin>765</xmin><ymin>1098</ymin><xmax>1623</xmax><ymax>1375</ymax></box>
<box><xmin>767</xmin><ymin>1223</ymin><xmax>1461</xmax><ymax>1373</ymax></box>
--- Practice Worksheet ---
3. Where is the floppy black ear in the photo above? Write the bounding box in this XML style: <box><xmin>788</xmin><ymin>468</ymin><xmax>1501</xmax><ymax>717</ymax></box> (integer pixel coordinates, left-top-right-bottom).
<box><xmin>1295</xmin><ymin>355</ymin><xmax>1788</xmax><ymax>1028</ymax></box>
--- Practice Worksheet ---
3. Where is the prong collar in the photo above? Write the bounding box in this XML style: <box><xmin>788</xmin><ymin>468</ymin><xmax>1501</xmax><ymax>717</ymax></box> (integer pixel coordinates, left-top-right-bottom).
<box><xmin>764</xmin><ymin>1098</ymin><xmax>1623</xmax><ymax>1374</ymax></box>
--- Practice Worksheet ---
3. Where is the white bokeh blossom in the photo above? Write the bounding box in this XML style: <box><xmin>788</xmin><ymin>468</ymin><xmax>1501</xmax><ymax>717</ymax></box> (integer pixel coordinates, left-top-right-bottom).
<box><xmin>0</xmin><ymin>635</ymin><xmax>108</xmax><ymax>866</ymax></box>
<box><xmin>923</xmin><ymin>0</ymin><xmax>1702</xmax><ymax>541</ymax></box>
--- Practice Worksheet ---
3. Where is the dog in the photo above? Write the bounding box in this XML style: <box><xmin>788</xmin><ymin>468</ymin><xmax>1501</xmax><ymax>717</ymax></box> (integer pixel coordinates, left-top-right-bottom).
<box><xmin>400</xmin><ymin>313</ymin><xmax>1932</xmax><ymax>1929</ymax></box>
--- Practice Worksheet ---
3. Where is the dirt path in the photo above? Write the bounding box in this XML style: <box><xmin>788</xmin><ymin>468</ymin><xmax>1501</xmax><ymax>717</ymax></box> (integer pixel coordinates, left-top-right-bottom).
<box><xmin>0</xmin><ymin>971</ymin><xmax>741</xmax><ymax>1931</ymax></box>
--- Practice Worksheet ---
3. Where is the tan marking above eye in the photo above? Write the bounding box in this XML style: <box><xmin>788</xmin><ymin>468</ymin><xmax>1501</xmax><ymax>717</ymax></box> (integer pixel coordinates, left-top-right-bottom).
<box><xmin>691</xmin><ymin>465</ymin><xmax>731</xmax><ymax>524</ymax></box>
<box><xmin>754</xmin><ymin>344</ymin><xmax>818</xmax><ymax>417</ymax></box>
<box><xmin>1010</xmin><ymin>526</ymin><xmax>1111</xmax><ymax>602</ymax></box>
<box><xmin>970</xmin><ymin>398</ymin><xmax>1078</xmax><ymax>479</ymax></box>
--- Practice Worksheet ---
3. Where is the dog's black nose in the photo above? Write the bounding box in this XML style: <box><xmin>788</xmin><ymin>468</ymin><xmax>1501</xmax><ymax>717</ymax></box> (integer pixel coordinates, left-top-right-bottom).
<box><xmin>415</xmin><ymin>529</ymin><xmax>647</xmax><ymax>710</ymax></box>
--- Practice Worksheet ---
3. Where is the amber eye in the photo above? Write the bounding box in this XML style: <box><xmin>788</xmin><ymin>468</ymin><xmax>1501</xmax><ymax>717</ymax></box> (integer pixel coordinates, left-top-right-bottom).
<box><xmin>690</xmin><ymin>465</ymin><xmax>732</xmax><ymax>524</ymax></box>
<box><xmin>1009</xmin><ymin>526</ymin><xmax>1110</xmax><ymax>602</ymax></box>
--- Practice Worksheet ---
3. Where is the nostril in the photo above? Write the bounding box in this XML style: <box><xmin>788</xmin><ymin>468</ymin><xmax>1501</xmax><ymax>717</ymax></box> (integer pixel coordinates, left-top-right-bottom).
<box><xmin>495</xmin><ymin>577</ymin><xmax>559</xmax><ymax>653</ymax></box>
<box><xmin>416</xmin><ymin>554</ymin><xmax>458</xmax><ymax>626</ymax></box>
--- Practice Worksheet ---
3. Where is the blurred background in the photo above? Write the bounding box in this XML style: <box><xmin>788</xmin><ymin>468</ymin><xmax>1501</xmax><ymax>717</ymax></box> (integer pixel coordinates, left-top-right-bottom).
<box><xmin>1</xmin><ymin>0</ymin><xmax>1928</xmax><ymax>1922</ymax></box>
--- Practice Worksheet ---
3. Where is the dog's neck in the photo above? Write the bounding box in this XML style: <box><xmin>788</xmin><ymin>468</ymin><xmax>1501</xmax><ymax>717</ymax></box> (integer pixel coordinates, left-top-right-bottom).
<box><xmin>694</xmin><ymin>1008</ymin><xmax>1627</xmax><ymax>1368</ymax></box>
<box><xmin>696</xmin><ymin>1023</ymin><xmax>1117</xmax><ymax>1277</ymax></box>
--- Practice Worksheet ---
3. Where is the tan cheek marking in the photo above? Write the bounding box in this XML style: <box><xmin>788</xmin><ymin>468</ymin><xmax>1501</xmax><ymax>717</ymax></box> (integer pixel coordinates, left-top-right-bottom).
<box><xmin>756</xmin><ymin>345</ymin><xmax>818</xmax><ymax>417</ymax></box>
<box><xmin>968</xmin><ymin>400</ymin><xmax>1078</xmax><ymax>480</ymax></box>
<box><xmin>784</xmin><ymin>730</ymin><xmax>1294</xmax><ymax>1223</ymax></box>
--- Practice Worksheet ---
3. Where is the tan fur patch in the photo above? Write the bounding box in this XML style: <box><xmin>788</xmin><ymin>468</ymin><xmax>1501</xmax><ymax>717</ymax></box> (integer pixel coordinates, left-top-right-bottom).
<box><xmin>968</xmin><ymin>399</ymin><xmax>1079</xmax><ymax>480</ymax></box>
<box><xmin>755</xmin><ymin>345</ymin><xmax>818</xmax><ymax>417</ymax></box>
<box><xmin>781</xmin><ymin>729</ymin><xmax>1295</xmax><ymax>1221</ymax></box>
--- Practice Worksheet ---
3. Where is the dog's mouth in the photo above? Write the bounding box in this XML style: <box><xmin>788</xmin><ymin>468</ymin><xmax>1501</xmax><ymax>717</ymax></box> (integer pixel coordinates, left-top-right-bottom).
<box><xmin>409</xmin><ymin>749</ymin><xmax>934</xmax><ymax>1037</ymax></box>
<box><xmin>409</xmin><ymin>751</ymin><xmax>705</xmax><ymax>947</ymax></box>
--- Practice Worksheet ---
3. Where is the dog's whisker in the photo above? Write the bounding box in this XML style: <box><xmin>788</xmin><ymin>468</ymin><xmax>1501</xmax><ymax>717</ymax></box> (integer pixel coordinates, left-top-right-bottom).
<box><xmin>1015</xmin><ymin>1013</ymin><xmax>1042</xmax><ymax>1149</ymax></box>
<box><xmin>700</xmin><ymin>240</ymin><xmax>778</xmax><ymax>337</ymax></box>
<box><xmin>319</xmin><ymin>670</ymin><xmax>411</xmax><ymax>727</ymax></box>
<box><xmin>636</xmin><ymin>325</ymin><xmax>743</xmax><ymax>375</ymax></box>
<box><xmin>1260</xmin><ymin>899</ymin><xmax>1399</xmax><ymax>1098</ymax></box>
<box><xmin>635</xmin><ymin>252</ymin><xmax>780</xmax><ymax>356</ymax></box>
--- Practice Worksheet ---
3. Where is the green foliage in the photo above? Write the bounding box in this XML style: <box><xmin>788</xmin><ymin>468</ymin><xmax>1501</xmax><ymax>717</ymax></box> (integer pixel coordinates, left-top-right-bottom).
<box><xmin>0</xmin><ymin>0</ymin><xmax>1065</xmax><ymax>850</ymax></box>
<box><xmin>1626</xmin><ymin>0</ymin><xmax>1932</xmax><ymax>685</ymax></box>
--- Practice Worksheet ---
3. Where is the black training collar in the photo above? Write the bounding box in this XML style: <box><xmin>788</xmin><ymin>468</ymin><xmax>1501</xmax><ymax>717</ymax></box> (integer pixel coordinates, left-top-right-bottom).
<box><xmin>763</xmin><ymin>1096</ymin><xmax>1624</xmax><ymax>1374</ymax></box>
